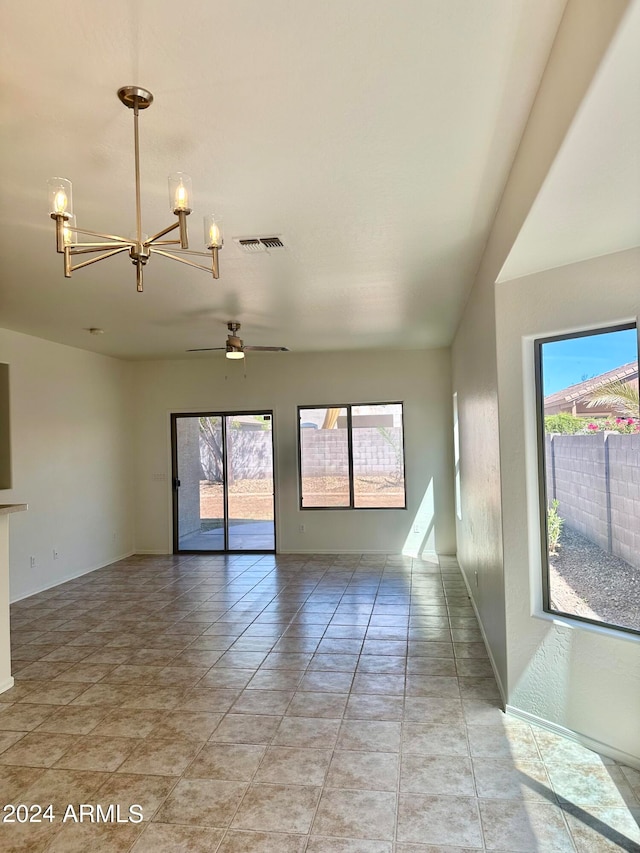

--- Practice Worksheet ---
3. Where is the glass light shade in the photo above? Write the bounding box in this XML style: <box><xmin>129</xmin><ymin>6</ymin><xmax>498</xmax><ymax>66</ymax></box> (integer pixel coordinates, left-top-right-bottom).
<box><xmin>226</xmin><ymin>349</ymin><xmax>245</xmax><ymax>360</ymax></box>
<box><xmin>48</xmin><ymin>177</ymin><xmax>73</xmax><ymax>217</ymax></box>
<box><xmin>203</xmin><ymin>214</ymin><xmax>223</xmax><ymax>249</ymax></box>
<box><xmin>168</xmin><ymin>173</ymin><xmax>192</xmax><ymax>213</ymax></box>
<box><xmin>63</xmin><ymin>215</ymin><xmax>77</xmax><ymax>246</ymax></box>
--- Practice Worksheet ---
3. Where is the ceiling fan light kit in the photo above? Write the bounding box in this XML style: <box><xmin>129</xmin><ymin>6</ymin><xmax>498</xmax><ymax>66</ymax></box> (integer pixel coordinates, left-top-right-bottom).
<box><xmin>48</xmin><ymin>86</ymin><xmax>223</xmax><ymax>292</ymax></box>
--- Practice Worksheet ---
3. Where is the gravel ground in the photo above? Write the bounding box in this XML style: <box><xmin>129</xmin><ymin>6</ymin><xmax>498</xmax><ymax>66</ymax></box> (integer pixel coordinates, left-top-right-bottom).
<box><xmin>199</xmin><ymin>476</ymin><xmax>405</xmax><ymax>514</ymax></box>
<box><xmin>550</xmin><ymin>525</ymin><xmax>640</xmax><ymax>632</ymax></box>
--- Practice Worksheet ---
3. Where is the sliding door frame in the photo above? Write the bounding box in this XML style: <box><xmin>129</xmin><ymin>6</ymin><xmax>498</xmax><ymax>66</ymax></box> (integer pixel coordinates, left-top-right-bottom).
<box><xmin>171</xmin><ymin>410</ymin><xmax>277</xmax><ymax>554</ymax></box>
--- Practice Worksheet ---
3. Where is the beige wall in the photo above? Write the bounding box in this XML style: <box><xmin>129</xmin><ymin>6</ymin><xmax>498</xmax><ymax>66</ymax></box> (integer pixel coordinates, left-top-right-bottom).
<box><xmin>0</xmin><ymin>364</ymin><xmax>10</xmax><ymax>489</ymax></box>
<box><xmin>496</xmin><ymin>248</ymin><xmax>640</xmax><ymax>763</ymax></box>
<box><xmin>451</xmin><ymin>0</ymin><xmax>629</xmax><ymax>702</ymax></box>
<box><xmin>129</xmin><ymin>348</ymin><xmax>456</xmax><ymax>557</ymax></box>
<box><xmin>0</xmin><ymin>328</ymin><xmax>134</xmax><ymax>601</ymax></box>
<box><xmin>452</xmin><ymin>277</ymin><xmax>506</xmax><ymax>694</ymax></box>
<box><xmin>0</xmin><ymin>515</ymin><xmax>13</xmax><ymax>691</ymax></box>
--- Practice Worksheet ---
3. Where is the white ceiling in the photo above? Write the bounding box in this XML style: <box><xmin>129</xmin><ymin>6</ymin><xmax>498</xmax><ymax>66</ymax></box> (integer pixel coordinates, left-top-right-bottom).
<box><xmin>499</xmin><ymin>0</ymin><xmax>640</xmax><ymax>282</ymax></box>
<box><xmin>0</xmin><ymin>0</ymin><xmax>568</xmax><ymax>359</ymax></box>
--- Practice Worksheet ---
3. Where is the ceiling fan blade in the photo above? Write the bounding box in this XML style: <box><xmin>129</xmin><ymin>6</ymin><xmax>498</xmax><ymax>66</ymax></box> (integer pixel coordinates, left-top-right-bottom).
<box><xmin>186</xmin><ymin>347</ymin><xmax>227</xmax><ymax>352</ymax></box>
<box><xmin>243</xmin><ymin>346</ymin><xmax>290</xmax><ymax>352</ymax></box>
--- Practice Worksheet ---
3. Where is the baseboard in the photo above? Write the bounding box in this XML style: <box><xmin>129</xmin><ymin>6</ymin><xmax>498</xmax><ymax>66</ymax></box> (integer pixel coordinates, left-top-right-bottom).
<box><xmin>506</xmin><ymin>704</ymin><xmax>640</xmax><ymax>771</ymax></box>
<box><xmin>458</xmin><ymin>559</ymin><xmax>507</xmax><ymax>705</ymax></box>
<box><xmin>139</xmin><ymin>548</ymin><xmax>433</xmax><ymax>557</ymax></box>
<box><xmin>404</xmin><ymin>549</ymin><xmax>439</xmax><ymax>563</ymax></box>
<box><xmin>134</xmin><ymin>549</ymin><xmax>171</xmax><ymax>555</ymax></box>
<box><xmin>276</xmin><ymin>548</ymin><xmax>402</xmax><ymax>555</ymax></box>
<box><xmin>0</xmin><ymin>676</ymin><xmax>14</xmax><ymax>695</ymax></box>
<box><xmin>10</xmin><ymin>549</ymin><xmax>136</xmax><ymax>603</ymax></box>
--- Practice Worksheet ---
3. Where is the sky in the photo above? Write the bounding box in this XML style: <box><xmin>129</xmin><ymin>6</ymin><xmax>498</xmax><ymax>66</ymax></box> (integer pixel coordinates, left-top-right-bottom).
<box><xmin>542</xmin><ymin>327</ymin><xmax>638</xmax><ymax>396</ymax></box>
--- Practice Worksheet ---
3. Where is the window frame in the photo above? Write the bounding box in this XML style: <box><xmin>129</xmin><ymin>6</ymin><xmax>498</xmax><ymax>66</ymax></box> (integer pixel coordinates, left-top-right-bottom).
<box><xmin>297</xmin><ymin>401</ymin><xmax>407</xmax><ymax>511</ymax></box>
<box><xmin>534</xmin><ymin>321</ymin><xmax>639</xmax><ymax>637</ymax></box>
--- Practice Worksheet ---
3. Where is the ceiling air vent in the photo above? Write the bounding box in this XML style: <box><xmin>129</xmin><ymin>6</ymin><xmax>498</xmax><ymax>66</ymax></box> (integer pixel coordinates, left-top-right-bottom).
<box><xmin>237</xmin><ymin>238</ymin><xmax>264</xmax><ymax>253</ymax></box>
<box><xmin>234</xmin><ymin>236</ymin><xmax>286</xmax><ymax>254</ymax></box>
<box><xmin>260</xmin><ymin>237</ymin><xmax>284</xmax><ymax>249</ymax></box>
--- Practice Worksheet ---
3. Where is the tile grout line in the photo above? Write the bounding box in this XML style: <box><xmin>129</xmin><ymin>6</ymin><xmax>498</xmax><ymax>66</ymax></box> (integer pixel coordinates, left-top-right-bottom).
<box><xmin>216</xmin><ymin>557</ymin><xmax>335</xmax><ymax>849</ymax></box>
<box><xmin>302</xmin><ymin>558</ymin><xmax>384</xmax><ymax>850</ymax></box>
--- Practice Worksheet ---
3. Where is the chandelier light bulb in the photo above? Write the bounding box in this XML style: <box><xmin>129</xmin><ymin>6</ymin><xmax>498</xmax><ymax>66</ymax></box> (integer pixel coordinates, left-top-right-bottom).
<box><xmin>48</xmin><ymin>177</ymin><xmax>73</xmax><ymax>218</ymax></box>
<box><xmin>204</xmin><ymin>214</ymin><xmax>223</xmax><ymax>249</ymax></box>
<box><xmin>55</xmin><ymin>191</ymin><xmax>67</xmax><ymax>214</ymax></box>
<box><xmin>176</xmin><ymin>185</ymin><xmax>187</xmax><ymax>208</ymax></box>
<box><xmin>169</xmin><ymin>173</ymin><xmax>192</xmax><ymax>213</ymax></box>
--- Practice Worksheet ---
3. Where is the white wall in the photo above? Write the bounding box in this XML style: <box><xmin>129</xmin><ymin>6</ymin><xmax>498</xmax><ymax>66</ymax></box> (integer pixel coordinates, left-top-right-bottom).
<box><xmin>0</xmin><ymin>328</ymin><xmax>134</xmax><ymax>601</ymax></box>
<box><xmin>496</xmin><ymin>248</ymin><xmax>640</xmax><ymax>763</ymax></box>
<box><xmin>450</xmin><ymin>0</ymin><xmax>629</xmax><ymax>700</ymax></box>
<box><xmin>130</xmin><ymin>349</ymin><xmax>456</xmax><ymax>557</ymax></box>
<box><xmin>452</xmin><ymin>277</ymin><xmax>507</xmax><ymax>694</ymax></box>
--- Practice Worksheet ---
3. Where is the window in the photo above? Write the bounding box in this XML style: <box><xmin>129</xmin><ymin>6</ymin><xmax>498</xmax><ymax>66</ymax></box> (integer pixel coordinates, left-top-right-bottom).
<box><xmin>535</xmin><ymin>323</ymin><xmax>639</xmax><ymax>635</ymax></box>
<box><xmin>298</xmin><ymin>403</ymin><xmax>406</xmax><ymax>509</ymax></box>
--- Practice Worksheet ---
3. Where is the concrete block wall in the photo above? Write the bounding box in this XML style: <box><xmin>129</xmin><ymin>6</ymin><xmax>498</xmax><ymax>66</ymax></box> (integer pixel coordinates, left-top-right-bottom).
<box><xmin>224</xmin><ymin>430</ymin><xmax>272</xmax><ymax>481</ymax></box>
<box><xmin>199</xmin><ymin>429</ymin><xmax>273</xmax><ymax>483</ymax></box>
<box><xmin>176</xmin><ymin>418</ymin><xmax>203</xmax><ymax>537</ymax></box>
<box><xmin>608</xmin><ymin>433</ymin><xmax>640</xmax><ymax>567</ymax></box>
<box><xmin>300</xmin><ymin>427</ymin><xmax>403</xmax><ymax>477</ymax></box>
<box><xmin>545</xmin><ymin>432</ymin><xmax>640</xmax><ymax>569</ymax></box>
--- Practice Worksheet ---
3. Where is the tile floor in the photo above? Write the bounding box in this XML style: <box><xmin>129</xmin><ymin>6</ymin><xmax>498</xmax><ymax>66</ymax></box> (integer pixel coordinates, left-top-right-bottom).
<box><xmin>1</xmin><ymin>552</ymin><xmax>639</xmax><ymax>852</ymax></box>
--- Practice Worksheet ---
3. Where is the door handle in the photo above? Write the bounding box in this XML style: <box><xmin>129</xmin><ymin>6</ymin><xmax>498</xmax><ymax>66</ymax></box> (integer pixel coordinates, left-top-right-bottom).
<box><xmin>173</xmin><ymin>478</ymin><xmax>181</xmax><ymax>489</ymax></box>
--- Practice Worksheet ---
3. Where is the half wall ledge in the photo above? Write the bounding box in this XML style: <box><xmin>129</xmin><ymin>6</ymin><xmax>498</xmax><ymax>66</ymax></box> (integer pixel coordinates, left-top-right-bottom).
<box><xmin>0</xmin><ymin>503</ymin><xmax>27</xmax><ymax>694</ymax></box>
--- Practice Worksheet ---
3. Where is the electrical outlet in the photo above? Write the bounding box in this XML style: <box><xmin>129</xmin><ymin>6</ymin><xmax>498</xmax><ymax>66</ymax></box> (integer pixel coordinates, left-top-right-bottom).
<box><xmin>413</xmin><ymin>524</ymin><xmax>420</xmax><ymax>533</ymax></box>
<box><xmin>299</xmin><ymin>524</ymin><xmax>305</xmax><ymax>532</ymax></box>
<box><xmin>30</xmin><ymin>556</ymin><xmax>36</xmax><ymax>568</ymax></box>
<box><xmin>53</xmin><ymin>549</ymin><xmax>59</xmax><ymax>560</ymax></box>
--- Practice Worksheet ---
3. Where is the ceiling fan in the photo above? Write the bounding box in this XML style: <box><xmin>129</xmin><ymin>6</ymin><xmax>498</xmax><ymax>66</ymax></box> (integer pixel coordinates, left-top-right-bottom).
<box><xmin>187</xmin><ymin>322</ymin><xmax>289</xmax><ymax>359</ymax></box>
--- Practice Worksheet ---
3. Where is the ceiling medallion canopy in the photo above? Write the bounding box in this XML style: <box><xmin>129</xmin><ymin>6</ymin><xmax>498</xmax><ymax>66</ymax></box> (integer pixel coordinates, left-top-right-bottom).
<box><xmin>48</xmin><ymin>86</ymin><xmax>223</xmax><ymax>292</ymax></box>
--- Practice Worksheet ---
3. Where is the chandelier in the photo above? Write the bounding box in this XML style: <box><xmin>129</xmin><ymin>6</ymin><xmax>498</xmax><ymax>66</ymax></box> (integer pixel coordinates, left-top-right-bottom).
<box><xmin>48</xmin><ymin>86</ymin><xmax>223</xmax><ymax>292</ymax></box>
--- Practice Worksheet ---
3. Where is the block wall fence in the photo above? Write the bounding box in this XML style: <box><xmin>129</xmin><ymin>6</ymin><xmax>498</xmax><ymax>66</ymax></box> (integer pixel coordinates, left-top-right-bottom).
<box><xmin>545</xmin><ymin>432</ymin><xmax>640</xmax><ymax>570</ymax></box>
<box><xmin>300</xmin><ymin>427</ymin><xmax>404</xmax><ymax>477</ymax></box>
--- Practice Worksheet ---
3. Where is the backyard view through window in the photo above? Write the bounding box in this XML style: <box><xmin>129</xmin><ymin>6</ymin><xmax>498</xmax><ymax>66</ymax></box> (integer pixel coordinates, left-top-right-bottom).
<box><xmin>537</xmin><ymin>324</ymin><xmax>639</xmax><ymax>634</ymax></box>
<box><xmin>299</xmin><ymin>403</ymin><xmax>405</xmax><ymax>509</ymax></box>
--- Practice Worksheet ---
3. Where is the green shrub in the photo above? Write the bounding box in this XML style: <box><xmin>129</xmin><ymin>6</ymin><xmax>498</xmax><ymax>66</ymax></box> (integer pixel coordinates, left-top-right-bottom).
<box><xmin>544</xmin><ymin>413</ymin><xmax>589</xmax><ymax>434</ymax></box>
<box><xmin>547</xmin><ymin>499</ymin><xmax>563</xmax><ymax>555</ymax></box>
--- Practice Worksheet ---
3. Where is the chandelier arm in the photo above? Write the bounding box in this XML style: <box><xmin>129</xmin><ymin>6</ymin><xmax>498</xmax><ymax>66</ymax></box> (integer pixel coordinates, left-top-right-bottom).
<box><xmin>72</xmin><ymin>226</ymin><xmax>136</xmax><ymax>244</ymax></box>
<box><xmin>145</xmin><ymin>220</ymin><xmax>180</xmax><ymax>246</ymax></box>
<box><xmin>165</xmin><ymin>249</ymin><xmax>215</xmax><ymax>259</ymax></box>
<box><xmin>151</xmin><ymin>248</ymin><xmax>216</xmax><ymax>274</ymax></box>
<box><xmin>69</xmin><ymin>246</ymin><xmax>130</xmax><ymax>273</ymax></box>
<box><xmin>69</xmin><ymin>243</ymin><xmax>132</xmax><ymax>254</ymax></box>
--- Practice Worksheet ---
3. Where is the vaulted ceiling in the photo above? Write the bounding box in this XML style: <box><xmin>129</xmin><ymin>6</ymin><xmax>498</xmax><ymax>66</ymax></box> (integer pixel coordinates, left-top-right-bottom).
<box><xmin>500</xmin><ymin>0</ymin><xmax>640</xmax><ymax>282</ymax></box>
<box><xmin>2</xmin><ymin>0</ymin><xmax>622</xmax><ymax>359</ymax></box>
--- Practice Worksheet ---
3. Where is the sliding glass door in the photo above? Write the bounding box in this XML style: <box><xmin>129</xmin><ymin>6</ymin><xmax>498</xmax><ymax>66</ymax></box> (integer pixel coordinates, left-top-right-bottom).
<box><xmin>172</xmin><ymin>412</ymin><xmax>275</xmax><ymax>552</ymax></box>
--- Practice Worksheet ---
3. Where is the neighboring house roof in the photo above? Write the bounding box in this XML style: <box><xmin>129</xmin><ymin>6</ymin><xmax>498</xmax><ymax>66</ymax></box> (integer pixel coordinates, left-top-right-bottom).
<box><xmin>544</xmin><ymin>362</ymin><xmax>639</xmax><ymax>416</ymax></box>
